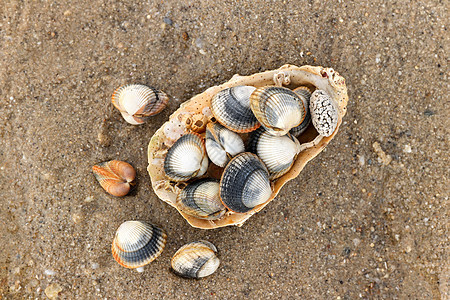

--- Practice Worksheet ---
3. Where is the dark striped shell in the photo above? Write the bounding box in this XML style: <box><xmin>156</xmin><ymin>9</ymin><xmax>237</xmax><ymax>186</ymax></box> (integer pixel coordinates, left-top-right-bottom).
<box><xmin>205</xmin><ymin>122</ymin><xmax>245</xmax><ymax>167</ymax></box>
<box><xmin>290</xmin><ymin>86</ymin><xmax>312</xmax><ymax>137</ymax></box>
<box><xmin>176</xmin><ymin>179</ymin><xmax>226</xmax><ymax>220</ymax></box>
<box><xmin>210</xmin><ymin>86</ymin><xmax>260</xmax><ymax>133</ymax></box>
<box><xmin>171</xmin><ymin>241</ymin><xmax>220</xmax><ymax>279</ymax></box>
<box><xmin>220</xmin><ymin>152</ymin><xmax>272</xmax><ymax>213</ymax></box>
<box><xmin>248</xmin><ymin>128</ymin><xmax>300</xmax><ymax>180</ymax></box>
<box><xmin>112</xmin><ymin>84</ymin><xmax>169</xmax><ymax>125</ymax></box>
<box><xmin>111</xmin><ymin>221</ymin><xmax>167</xmax><ymax>269</ymax></box>
<box><xmin>310</xmin><ymin>90</ymin><xmax>339</xmax><ymax>137</ymax></box>
<box><xmin>164</xmin><ymin>133</ymin><xmax>209</xmax><ymax>182</ymax></box>
<box><xmin>250</xmin><ymin>86</ymin><xmax>306</xmax><ymax>136</ymax></box>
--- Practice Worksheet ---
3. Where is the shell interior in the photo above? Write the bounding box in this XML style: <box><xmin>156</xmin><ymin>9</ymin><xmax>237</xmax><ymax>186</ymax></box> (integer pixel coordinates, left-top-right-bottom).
<box><xmin>147</xmin><ymin>65</ymin><xmax>348</xmax><ymax>229</ymax></box>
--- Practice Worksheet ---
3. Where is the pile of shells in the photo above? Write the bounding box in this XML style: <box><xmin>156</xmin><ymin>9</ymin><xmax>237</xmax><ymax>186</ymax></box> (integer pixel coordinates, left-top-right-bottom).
<box><xmin>147</xmin><ymin>65</ymin><xmax>348</xmax><ymax>229</ymax></box>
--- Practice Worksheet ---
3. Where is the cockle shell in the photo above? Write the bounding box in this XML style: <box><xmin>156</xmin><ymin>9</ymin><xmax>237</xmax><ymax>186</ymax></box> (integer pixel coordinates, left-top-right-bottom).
<box><xmin>112</xmin><ymin>84</ymin><xmax>169</xmax><ymax>125</ymax></box>
<box><xmin>250</xmin><ymin>86</ymin><xmax>306</xmax><ymax>136</ymax></box>
<box><xmin>164</xmin><ymin>133</ymin><xmax>209</xmax><ymax>182</ymax></box>
<box><xmin>171</xmin><ymin>241</ymin><xmax>220</xmax><ymax>279</ymax></box>
<box><xmin>176</xmin><ymin>179</ymin><xmax>226</xmax><ymax>220</ymax></box>
<box><xmin>290</xmin><ymin>86</ymin><xmax>312</xmax><ymax>137</ymax></box>
<box><xmin>148</xmin><ymin>65</ymin><xmax>348</xmax><ymax>229</ymax></box>
<box><xmin>205</xmin><ymin>122</ymin><xmax>245</xmax><ymax>167</ymax></box>
<box><xmin>111</xmin><ymin>221</ymin><xmax>167</xmax><ymax>269</ymax></box>
<box><xmin>310</xmin><ymin>89</ymin><xmax>339</xmax><ymax>137</ymax></box>
<box><xmin>248</xmin><ymin>128</ymin><xmax>301</xmax><ymax>180</ymax></box>
<box><xmin>220</xmin><ymin>152</ymin><xmax>272</xmax><ymax>213</ymax></box>
<box><xmin>92</xmin><ymin>160</ymin><xmax>136</xmax><ymax>197</ymax></box>
<box><xmin>210</xmin><ymin>86</ymin><xmax>260</xmax><ymax>133</ymax></box>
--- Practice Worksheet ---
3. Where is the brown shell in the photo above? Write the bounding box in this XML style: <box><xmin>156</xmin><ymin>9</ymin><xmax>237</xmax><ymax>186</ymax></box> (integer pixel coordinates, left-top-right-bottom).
<box><xmin>147</xmin><ymin>65</ymin><xmax>348</xmax><ymax>229</ymax></box>
<box><xmin>92</xmin><ymin>160</ymin><xmax>136</xmax><ymax>197</ymax></box>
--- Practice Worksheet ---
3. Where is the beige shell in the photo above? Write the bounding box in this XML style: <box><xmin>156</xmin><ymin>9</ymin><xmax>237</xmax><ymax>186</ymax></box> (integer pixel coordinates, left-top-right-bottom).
<box><xmin>147</xmin><ymin>65</ymin><xmax>348</xmax><ymax>229</ymax></box>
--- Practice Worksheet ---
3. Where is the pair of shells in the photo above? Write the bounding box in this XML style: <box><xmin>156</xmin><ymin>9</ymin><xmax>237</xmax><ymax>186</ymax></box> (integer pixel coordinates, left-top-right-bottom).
<box><xmin>92</xmin><ymin>160</ymin><xmax>136</xmax><ymax>196</ymax></box>
<box><xmin>148</xmin><ymin>65</ymin><xmax>348</xmax><ymax>229</ymax></box>
<box><xmin>112</xmin><ymin>84</ymin><xmax>169</xmax><ymax>125</ymax></box>
<box><xmin>211</xmin><ymin>85</ymin><xmax>308</xmax><ymax>137</ymax></box>
<box><xmin>112</xmin><ymin>222</ymin><xmax>219</xmax><ymax>278</ymax></box>
<box><xmin>177</xmin><ymin>152</ymin><xmax>272</xmax><ymax>218</ymax></box>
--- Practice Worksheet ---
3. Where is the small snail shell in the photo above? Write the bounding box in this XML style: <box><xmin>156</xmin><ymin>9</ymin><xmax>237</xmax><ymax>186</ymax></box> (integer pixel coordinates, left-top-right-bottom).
<box><xmin>250</xmin><ymin>86</ymin><xmax>306</xmax><ymax>136</ymax></box>
<box><xmin>310</xmin><ymin>90</ymin><xmax>338</xmax><ymax>137</ymax></box>
<box><xmin>171</xmin><ymin>241</ymin><xmax>220</xmax><ymax>279</ymax></box>
<box><xmin>92</xmin><ymin>160</ymin><xmax>136</xmax><ymax>197</ymax></box>
<box><xmin>112</xmin><ymin>221</ymin><xmax>167</xmax><ymax>269</ymax></box>
<box><xmin>211</xmin><ymin>86</ymin><xmax>260</xmax><ymax>133</ymax></box>
<box><xmin>112</xmin><ymin>84</ymin><xmax>169</xmax><ymax>125</ymax></box>
<box><xmin>205</xmin><ymin>122</ymin><xmax>245</xmax><ymax>167</ymax></box>
<box><xmin>220</xmin><ymin>152</ymin><xmax>272</xmax><ymax>213</ymax></box>
<box><xmin>164</xmin><ymin>133</ymin><xmax>209</xmax><ymax>182</ymax></box>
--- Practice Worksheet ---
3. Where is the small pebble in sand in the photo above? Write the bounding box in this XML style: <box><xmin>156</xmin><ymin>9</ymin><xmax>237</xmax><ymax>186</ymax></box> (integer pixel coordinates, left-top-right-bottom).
<box><xmin>84</xmin><ymin>196</ymin><xmax>94</xmax><ymax>203</ymax></box>
<box><xmin>45</xmin><ymin>283</ymin><xmax>62</xmax><ymax>299</ymax></box>
<box><xmin>373</xmin><ymin>142</ymin><xmax>392</xmax><ymax>165</ymax></box>
<box><xmin>403</xmin><ymin>145</ymin><xmax>412</xmax><ymax>153</ymax></box>
<box><xmin>44</xmin><ymin>269</ymin><xmax>56</xmax><ymax>276</ymax></box>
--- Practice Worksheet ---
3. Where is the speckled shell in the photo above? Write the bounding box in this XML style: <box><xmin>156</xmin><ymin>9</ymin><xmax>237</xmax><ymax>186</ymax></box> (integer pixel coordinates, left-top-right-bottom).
<box><xmin>250</xmin><ymin>86</ymin><xmax>306</xmax><ymax>136</ymax></box>
<box><xmin>176</xmin><ymin>179</ymin><xmax>226</xmax><ymax>220</ymax></box>
<box><xmin>290</xmin><ymin>86</ymin><xmax>312</xmax><ymax>137</ymax></box>
<box><xmin>92</xmin><ymin>160</ymin><xmax>136</xmax><ymax>197</ymax></box>
<box><xmin>248</xmin><ymin>128</ymin><xmax>301</xmax><ymax>180</ymax></box>
<box><xmin>220</xmin><ymin>152</ymin><xmax>272</xmax><ymax>213</ymax></box>
<box><xmin>310</xmin><ymin>90</ymin><xmax>339</xmax><ymax>137</ymax></box>
<box><xmin>171</xmin><ymin>241</ymin><xmax>220</xmax><ymax>279</ymax></box>
<box><xmin>148</xmin><ymin>65</ymin><xmax>348</xmax><ymax>229</ymax></box>
<box><xmin>111</xmin><ymin>221</ymin><xmax>167</xmax><ymax>269</ymax></box>
<box><xmin>164</xmin><ymin>133</ymin><xmax>209</xmax><ymax>182</ymax></box>
<box><xmin>112</xmin><ymin>84</ymin><xmax>169</xmax><ymax>125</ymax></box>
<box><xmin>210</xmin><ymin>86</ymin><xmax>260</xmax><ymax>133</ymax></box>
<box><xmin>205</xmin><ymin>122</ymin><xmax>245</xmax><ymax>167</ymax></box>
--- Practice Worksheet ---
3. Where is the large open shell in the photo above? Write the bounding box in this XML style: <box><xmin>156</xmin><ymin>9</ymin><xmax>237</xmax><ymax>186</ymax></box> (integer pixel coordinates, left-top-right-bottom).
<box><xmin>148</xmin><ymin>65</ymin><xmax>348</xmax><ymax>229</ymax></box>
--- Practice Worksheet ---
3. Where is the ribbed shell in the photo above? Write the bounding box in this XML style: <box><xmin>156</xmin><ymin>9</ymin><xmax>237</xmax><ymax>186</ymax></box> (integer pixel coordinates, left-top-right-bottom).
<box><xmin>92</xmin><ymin>160</ymin><xmax>136</xmax><ymax>197</ymax></box>
<box><xmin>290</xmin><ymin>86</ymin><xmax>312</xmax><ymax>137</ymax></box>
<box><xmin>220</xmin><ymin>152</ymin><xmax>272</xmax><ymax>213</ymax></box>
<box><xmin>171</xmin><ymin>241</ymin><xmax>220</xmax><ymax>279</ymax></box>
<box><xmin>205</xmin><ymin>123</ymin><xmax>245</xmax><ymax>167</ymax></box>
<box><xmin>164</xmin><ymin>133</ymin><xmax>208</xmax><ymax>182</ymax></box>
<box><xmin>112</xmin><ymin>221</ymin><xmax>167</xmax><ymax>269</ymax></box>
<box><xmin>310</xmin><ymin>90</ymin><xmax>338</xmax><ymax>137</ymax></box>
<box><xmin>176</xmin><ymin>179</ymin><xmax>226</xmax><ymax>220</ymax></box>
<box><xmin>250</xmin><ymin>86</ymin><xmax>306</xmax><ymax>136</ymax></box>
<box><xmin>210</xmin><ymin>86</ymin><xmax>260</xmax><ymax>133</ymax></box>
<box><xmin>112</xmin><ymin>84</ymin><xmax>169</xmax><ymax>125</ymax></box>
<box><xmin>248</xmin><ymin>128</ymin><xmax>300</xmax><ymax>180</ymax></box>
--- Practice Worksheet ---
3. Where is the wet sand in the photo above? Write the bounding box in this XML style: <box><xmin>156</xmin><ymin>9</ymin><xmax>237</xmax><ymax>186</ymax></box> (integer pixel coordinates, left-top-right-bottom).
<box><xmin>0</xmin><ymin>1</ymin><xmax>448</xmax><ymax>299</ymax></box>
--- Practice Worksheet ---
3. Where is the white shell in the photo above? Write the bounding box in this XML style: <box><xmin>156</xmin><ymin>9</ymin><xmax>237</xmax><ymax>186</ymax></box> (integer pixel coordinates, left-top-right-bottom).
<box><xmin>164</xmin><ymin>133</ymin><xmax>208</xmax><ymax>182</ymax></box>
<box><xmin>112</xmin><ymin>84</ymin><xmax>169</xmax><ymax>125</ymax></box>
<box><xmin>111</xmin><ymin>221</ymin><xmax>167</xmax><ymax>269</ymax></box>
<box><xmin>310</xmin><ymin>90</ymin><xmax>338</xmax><ymax>137</ymax></box>
<box><xmin>250</xmin><ymin>86</ymin><xmax>306</xmax><ymax>136</ymax></box>
<box><xmin>171</xmin><ymin>241</ymin><xmax>220</xmax><ymax>279</ymax></box>
<box><xmin>205</xmin><ymin>123</ymin><xmax>245</xmax><ymax>167</ymax></box>
<box><xmin>248</xmin><ymin>128</ymin><xmax>301</xmax><ymax>180</ymax></box>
